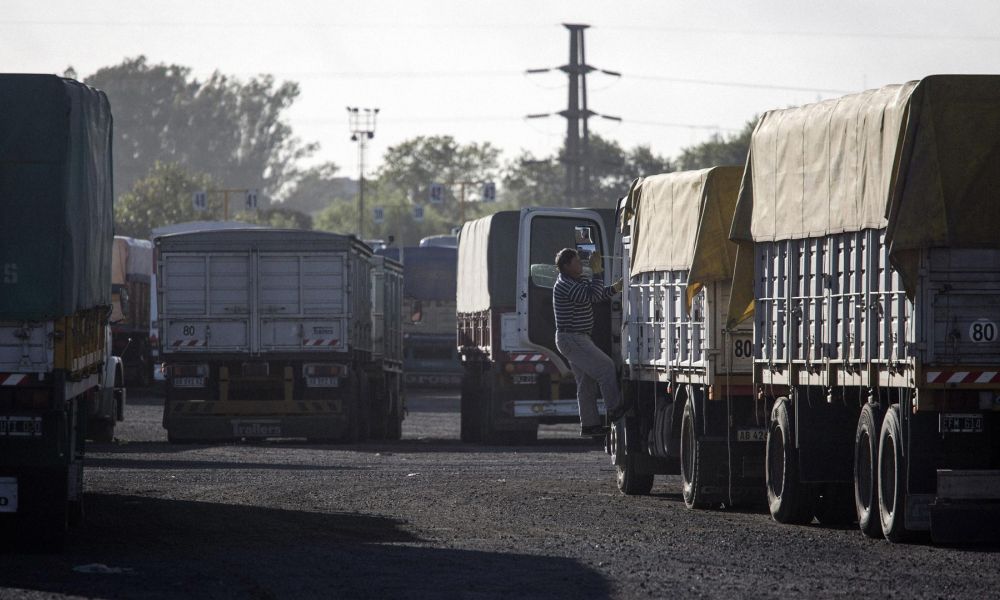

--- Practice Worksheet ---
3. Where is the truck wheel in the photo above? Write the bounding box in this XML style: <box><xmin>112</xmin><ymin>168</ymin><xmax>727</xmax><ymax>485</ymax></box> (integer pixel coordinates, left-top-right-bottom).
<box><xmin>766</xmin><ymin>398</ymin><xmax>814</xmax><ymax>524</ymax></box>
<box><xmin>814</xmin><ymin>483</ymin><xmax>856</xmax><ymax>526</ymax></box>
<box><xmin>87</xmin><ymin>418</ymin><xmax>115</xmax><ymax>444</ymax></box>
<box><xmin>368</xmin><ymin>377</ymin><xmax>389</xmax><ymax>441</ymax></box>
<box><xmin>385</xmin><ymin>387</ymin><xmax>403</xmax><ymax>441</ymax></box>
<box><xmin>854</xmin><ymin>402</ymin><xmax>883</xmax><ymax>538</ymax></box>
<box><xmin>680</xmin><ymin>396</ymin><xmax>718</xmax><ymax>509</ymax></box>
<box><xmin>878</xmin><ymin>404</ymin><xmax>910</xmax><ymax>542</ymax></box>
<box><xmin>460</xmin><ymin>370</ymin><xmax>482</xmax><ymax>443</ymax></box>
<box><xmin>616</xmin><ymin>455</ymin><xmax>654</xmax><ymax>495</ymax></box>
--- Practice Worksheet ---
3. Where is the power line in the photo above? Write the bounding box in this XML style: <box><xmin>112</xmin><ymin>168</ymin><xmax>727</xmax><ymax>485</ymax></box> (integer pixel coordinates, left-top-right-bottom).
<box><xmin>623</xmin><ymin>73</ymin><xmax>854</xmax><ymax>95</ymax></box>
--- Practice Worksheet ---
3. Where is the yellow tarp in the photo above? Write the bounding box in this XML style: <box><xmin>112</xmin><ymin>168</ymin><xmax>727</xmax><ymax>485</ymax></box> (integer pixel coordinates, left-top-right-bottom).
<box><xmin>624</xmin><ymin>167</ymin><xmax>743</xmax><ymax>309</ymax></box>
<box><xmin>728</xmin><ymin>75</ymin><xmax>1000</xmax><ymax>327</ymax></box>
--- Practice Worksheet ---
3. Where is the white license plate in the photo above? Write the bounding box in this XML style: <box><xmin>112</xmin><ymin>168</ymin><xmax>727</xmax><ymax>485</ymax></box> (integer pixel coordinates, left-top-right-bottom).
<box><xmin>0</xmin><ymin>416</ymin><xmax>43</xmax><ymax>437</ymax></box>
<box><xmin>306</xmin><ymin>377</ymin><xmax>339</xmax><ymax>388</ymax></box>
<box><xmin>940</xmin><ymin>413</ymin><xmax>983</xmax><ymax>433</ymax></box>
<box><xmin>0</xmin><ymin>477</ymin><xmax>17</xmax><ymax>512</ymax></box>
<box><xmin>173</xmin><ymin>377</ymin><xmax>205</xmax><ymax>388</ymax></box>
<box><xmin>737</xmin><ymin>428</ymin><xmax>767</xmax><ymax>442</ymax></box>
<box><xmin>512</xmin><ymin>374</ymin><xmax>538</xmax><ymax>385</ymax></box>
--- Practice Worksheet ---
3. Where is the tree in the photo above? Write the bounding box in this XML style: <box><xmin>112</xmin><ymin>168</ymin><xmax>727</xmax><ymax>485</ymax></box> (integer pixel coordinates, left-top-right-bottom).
<box><xmin>235</xmin><ymin>206</ymin><xmax>313</xmax><ymax>230</ymax></box>
<box><xmin>676</xmin><ymin>119</ymin><xmax>758</xmax><ymax>171</ymax></box>
<box><xmin>278</xmin><ymin>162</ymin><xmax>356</xmax><ymax>216</ymax></box>
<box><xmin>502</xmin><ymin>153</ymin><xmax>564</xmax><ymax>209</ymax></box>
<box><xmin>114</xmin><ymin>162</ymin><xmax>219</xmax><ymax>239</ymax></box>
<box><xmin>84</xmin><ymin>56</ymin><xmax>316</xmax><ymax>200</ymax></box>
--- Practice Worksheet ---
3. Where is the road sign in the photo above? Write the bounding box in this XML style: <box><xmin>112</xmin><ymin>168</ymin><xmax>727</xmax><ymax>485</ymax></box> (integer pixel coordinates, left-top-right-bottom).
<box><xmin>429</xmin><ymin>182</ymin><xmax>444</xmax><ymax>204</ymax></box>
<box><xmin>245</xmin><ymin>189</ymin><xmax>259</xmax><ymax>210</ymax></box>
<box><xmin>482</xmin><ymin>181</ymin><xmax>496</xmax><ymax>202</ymax></box>
<box><xmin>413</xmin><ymin>205</ymin><xmax>424</xmax><ymax>222</ymax></box>
<box><xmin>192</xmin><ymin>191</ymin><xmax>207</xmax><ymax>211</ymax></box>
<box><xmin>373</xmin><ymin>206</ymin><xmax>384</xmax><ymax>224</ymax></box>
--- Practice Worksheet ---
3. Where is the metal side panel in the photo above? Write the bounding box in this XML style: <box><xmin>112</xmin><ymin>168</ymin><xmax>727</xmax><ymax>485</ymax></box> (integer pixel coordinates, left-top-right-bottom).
<box><xmin>709</xmin><ymin>282</ymin><xmax>753</xmax><ymax>375</ymax></box>
<box><xmin>260</xmin><ymin>318</ymin><xmax>347</xmax><ymax>351</ymax></box>
<box><xmin>829</xmin><ymin>230</ymin><xmax>868</xmax><ymax>363</ymax></box>
<box><xmin>0</xmin><ymin>321</ymin><xmax>53</xmax><ymax>373</ymax></box>
<box><xmin>923</xmin><ymin>248</ymin><xmax>1000</xmax><ymax>366</ymax></box>
<box><xmin>869</xmin><ymin>229</ymin><xmax>913</xmax><ymax>364</ymax></box>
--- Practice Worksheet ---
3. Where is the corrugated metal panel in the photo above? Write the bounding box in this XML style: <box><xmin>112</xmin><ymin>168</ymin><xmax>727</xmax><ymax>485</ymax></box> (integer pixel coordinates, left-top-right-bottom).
<box><xmin>923</xmin><ymin>248</ymin><xmax>1000</xmax><ymax>365</ymax></box>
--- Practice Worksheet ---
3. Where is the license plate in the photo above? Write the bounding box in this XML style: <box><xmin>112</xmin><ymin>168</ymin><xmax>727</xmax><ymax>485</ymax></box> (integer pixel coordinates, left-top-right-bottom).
<box><xmin>940</xmin><ymin>413</ymin><xmax>983</xmax><ymax>433</ymax></box>
<box><xmin>737</xmin><ymin>428</ymin><xmax>767</xmax><ymax>442</ymax></box>
<box><xmin>0</xmin><ymin>416</ymin><xmax>43</xmax><ymax>437</ymax></box>
<box><xmin>306</xmin><ymin>377</ymin><xmax>339</xmax><ymax>388</ymax></box>
<box><xmin>512</xmin><ymin>374</ymin><xmax>538</xmax><ymax>385</ymax></box>
<box><xmin>0</xmin><ymin>477</ymin><xmax>17</xmax><ymax>512</ymax></box>
<box><xmin>173</xmin><ymin>377</ymin><xmax>205</xmax><ymax>388</ymax></box>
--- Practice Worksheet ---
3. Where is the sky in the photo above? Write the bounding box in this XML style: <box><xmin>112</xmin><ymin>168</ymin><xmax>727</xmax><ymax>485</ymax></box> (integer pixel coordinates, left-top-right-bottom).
<box><xmin>4</xmin><ymin>0</ymin><xmax>1000</xmax><ymax>183</ymax></box>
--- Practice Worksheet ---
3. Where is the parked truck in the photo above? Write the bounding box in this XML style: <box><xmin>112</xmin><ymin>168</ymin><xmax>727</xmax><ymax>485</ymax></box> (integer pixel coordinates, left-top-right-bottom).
<box><xmin>457</xmin><ymin>207</ymin><xmax>616</xmax><ymax>444</ymax></box>
<box><xmin>111</xmin><ymin>235</ymin><xmax>154</xmax><ymax>387</ymax></box>
<box><xmin>396</xmin><ymin>246</ymin><xmax>462</xmax><ymax>389</ymax></box>
<box><xmin>0</xmin><ymin>74</ymin><xmax>121</xmax><ymax>547</ymax></box>
<box><xmin>608</xmin><ymin>167</ymin><xmax>763</xmax><ymax>503</ymax></box>
<box><xmin>369</xmin><ymin>254</ymin><xmax>405</xmax><ymax>439</ymax></box>
<box><xmin>725</xmin><ymin>75</ymin><xmax>1000</xmax><ymax>543</ymax></box>
<box><xmin>157</xmin><ymin>228</ymin><xmax>388</xmax><ymax>442</ymax></box>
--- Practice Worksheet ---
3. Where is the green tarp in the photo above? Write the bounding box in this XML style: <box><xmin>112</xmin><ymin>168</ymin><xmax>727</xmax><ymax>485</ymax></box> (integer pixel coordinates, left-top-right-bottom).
<box><xmin>0</xmin><ymin>75</ymin><xmax>114</xmax><ymax>320</ymax></box>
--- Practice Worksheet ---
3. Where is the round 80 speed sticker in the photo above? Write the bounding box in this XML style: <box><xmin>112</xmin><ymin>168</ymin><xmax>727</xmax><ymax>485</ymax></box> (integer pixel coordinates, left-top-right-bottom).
<box><xmin>969</xmin><ymin>319</ymin><xmax>997</xmax><ymax>343</ymax></box>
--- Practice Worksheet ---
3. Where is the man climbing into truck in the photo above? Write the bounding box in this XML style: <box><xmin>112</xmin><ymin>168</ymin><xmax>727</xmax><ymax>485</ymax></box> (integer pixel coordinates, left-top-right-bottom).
<box><xmin>552</xmin><ymin>248</ymin><xmax>624</xmax><ymax>437</ymax></box>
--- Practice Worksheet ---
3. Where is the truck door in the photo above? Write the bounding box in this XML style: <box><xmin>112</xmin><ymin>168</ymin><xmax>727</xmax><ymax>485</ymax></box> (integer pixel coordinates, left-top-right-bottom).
<box><xmin>160</xmin><ymin>252</ymin><xmax>252</xmax><ymax>352</ymax></box>
<box><xmin>516</xmin><ymin>208</ymin><xmax>612</xmax><ymax>374</ymax></box>
<box><xmin>256</xmin><ymin>252</ymin><xmax>350</xmax><ymax>353</ymax></box>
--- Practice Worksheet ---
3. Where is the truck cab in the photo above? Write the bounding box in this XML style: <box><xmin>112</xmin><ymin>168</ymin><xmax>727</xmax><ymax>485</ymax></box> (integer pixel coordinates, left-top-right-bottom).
<box><xmin>457</xmin><ymin>207</ymin><xmax>616</xmax><ymax>444</ymax></box>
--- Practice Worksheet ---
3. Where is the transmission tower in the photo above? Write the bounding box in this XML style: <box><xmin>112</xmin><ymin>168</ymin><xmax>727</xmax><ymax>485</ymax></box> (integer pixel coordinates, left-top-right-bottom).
<box><xmin>527</xmin><ymin>23</ymin><xmax>620</xmax><ymax>206</ymax></box>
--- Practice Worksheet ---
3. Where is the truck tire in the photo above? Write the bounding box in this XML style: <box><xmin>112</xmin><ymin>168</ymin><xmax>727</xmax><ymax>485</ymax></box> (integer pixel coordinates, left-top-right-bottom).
<box><xmin>368</xmin><ymin>377</ymin><xmax>389</xmax><ymax>441</ymax></box>
<box><xmin>680</xmin><ymin>396</ymin><xmax>719</xmax><ymax>509</ymax></box>
<box><xmin>616</xmin><ymin>455</ymin><xmax>654</xmax><ymax>495</ymax></box>
<box><xmin>766</xmin><ymin>398</ymin><xmax>814</xmax><ymax>525</ymax></box>
<box><xmin>878</xmin><ymin>404</ymin><xmax>911</xmax><ymax>542</ymax></box>
<box><xmin>854</xmin><ymin>402</ymin><xmax>883</xmax><ymax>538</ymax></box>
<box><xmin>385</xmin><ymin>387</ymin><xmax>403</xmax><ymax>441</ymax></box>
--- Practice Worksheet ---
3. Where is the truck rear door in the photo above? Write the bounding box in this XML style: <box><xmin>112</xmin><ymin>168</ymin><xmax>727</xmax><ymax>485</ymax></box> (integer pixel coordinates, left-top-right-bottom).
<box><xmin>257</xmin><ymin>253</ymin><xmax>349</xmax><ymax>352</ymax></box>
<box><xmin>160</xmin><ymin>253</ymin><xmax>252</xmax><ymax>352</ymax></box>
<box><xmin>516</xmin><ymin>208</ymin><xmax>612</xmax><ymax>374</ymax></box>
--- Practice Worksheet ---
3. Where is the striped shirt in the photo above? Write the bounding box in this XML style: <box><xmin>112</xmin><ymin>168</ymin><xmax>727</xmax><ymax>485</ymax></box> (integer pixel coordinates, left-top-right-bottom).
<box><xmin>553</xmin><ymin>272</ymin><xmax>616</xmax><ymax>335</ymax></box>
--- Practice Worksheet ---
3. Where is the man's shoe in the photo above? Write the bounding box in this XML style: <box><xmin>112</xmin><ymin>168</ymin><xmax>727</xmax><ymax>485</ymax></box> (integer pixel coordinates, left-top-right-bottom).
<box><xmin>580</xmin><ymin>424</ymin><xmax>608</xmax><ymax>437</ymax></box>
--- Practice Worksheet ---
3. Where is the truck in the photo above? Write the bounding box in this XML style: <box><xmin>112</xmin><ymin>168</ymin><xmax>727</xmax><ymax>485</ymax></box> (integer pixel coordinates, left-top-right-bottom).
<box><xmin>111</xmin><ymin>235</ymin><xmax>154</xmax><ymax>387</ymax></box>
<box><xmin>393</xmin><ymin>246</ymin><xmax>462</xmax><ymax>389</ymax></box>
<box><xmin>0</xmin><ymin>74</ymin><xmax>120</xmax><ymax>547</ymax></box>
<box><xmin>725</xmin><ymin>75</ymin><xmax>1000</xmax><ymax>543</ymax></box>
<box><xmin>369</xmin><ymin>254</ymin><xmax>405</xmax><ymax>439</ymax></box>
<box><xmin>157</xmin><ymin>228</ymin><xmax>394</xmax><ymax>442</ymax></box>
<box><xmin>457</xmin><ymin>207</ymin><xmax>616</xmax><ymax>444</ymax></box>
<box><xmin>608</xmin><ymin>167</ymin><xmax>763</xmax><ymax>504</ymax></box>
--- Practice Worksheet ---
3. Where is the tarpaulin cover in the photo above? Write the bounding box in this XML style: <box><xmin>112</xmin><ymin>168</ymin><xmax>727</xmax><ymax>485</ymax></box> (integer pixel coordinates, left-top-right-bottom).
<box><xmin>112</xmin><ymin>236</ymin><xmax>153</xmax><ymax>285</ymax></box>
<box><xmin>456</xmin><ymin>211</ymin><xmax>519</xmax><ymax>313</ymax></box>
<box><xmin>399</xmin><ymin>246</ymin><xmax>457</xmax><ymax>301</ymax></box>
<box><xmin>625</xmin><ymin>168</ymin><xmax>743</xmax><ymax>296</ymax></box>
<box><xmin>728</xmin><ymin>75</ymin><xmax>1000</xmax><ymax>325</ymax></box>
<box><xmin>0</xmin><ymin>75</ymin><xmax>114</xmax><ymax>320</ymax></box>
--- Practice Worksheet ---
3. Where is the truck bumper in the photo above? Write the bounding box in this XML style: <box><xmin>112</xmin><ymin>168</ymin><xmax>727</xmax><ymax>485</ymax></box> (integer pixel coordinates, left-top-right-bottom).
<box><xmin>927</xmin><ymin>469</ymin><xmax>1000</xmax><ymax>544</ymax></box>
<box><xmin>165</xmin><ymin>413</ymin><xmax>350</xmax><ymax>441</ymax></box>
<box><xmin>512</xmin><ymin>398</ymin><xmax>606</xmax><ymax>418</ymax></box>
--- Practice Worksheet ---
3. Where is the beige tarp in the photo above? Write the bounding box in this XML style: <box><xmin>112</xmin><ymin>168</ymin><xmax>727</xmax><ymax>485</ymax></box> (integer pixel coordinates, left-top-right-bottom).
<box><xmin>111</xmin><ymin>236</ymin><xmax>153</xmax><ymax>285</ymax></box>
<box><xmin>728</xmin><ymin>75</ymin><xmax>1000</xmax><ymax>326</ymax></box>
<box><xmin>624</xmin><ymin>166</ymin><xmax>743</xmax><ymax>307</ymax></box>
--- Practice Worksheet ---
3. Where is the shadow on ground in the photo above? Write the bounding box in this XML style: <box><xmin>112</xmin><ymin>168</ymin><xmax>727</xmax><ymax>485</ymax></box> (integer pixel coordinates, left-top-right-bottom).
<box><xmin>0</xmin><ymin>494</ymin><xmax>612</xmax><ymax>600</ymax></box>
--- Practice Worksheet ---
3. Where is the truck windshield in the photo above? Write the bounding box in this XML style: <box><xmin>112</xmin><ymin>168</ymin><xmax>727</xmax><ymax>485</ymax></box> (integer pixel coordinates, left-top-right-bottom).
<box><xmin>529</xmin><ymin>217</ymin><xmax>601</xmax><ymax>289</ymax></box>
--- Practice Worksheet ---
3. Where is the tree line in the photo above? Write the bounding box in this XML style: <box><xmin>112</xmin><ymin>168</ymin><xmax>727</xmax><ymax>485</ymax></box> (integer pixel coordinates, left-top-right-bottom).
<box><xmin>82</xmin><ymin>57</ymin><xmax>755</xmax><ymax>244</ymax></box>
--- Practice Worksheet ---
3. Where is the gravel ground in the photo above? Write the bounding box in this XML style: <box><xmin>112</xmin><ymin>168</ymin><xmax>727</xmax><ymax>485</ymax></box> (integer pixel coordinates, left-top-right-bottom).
<box><xmin>1</xmin><ymin>388</ymin><xmax>998</xmax><ymax>599</ymax></box>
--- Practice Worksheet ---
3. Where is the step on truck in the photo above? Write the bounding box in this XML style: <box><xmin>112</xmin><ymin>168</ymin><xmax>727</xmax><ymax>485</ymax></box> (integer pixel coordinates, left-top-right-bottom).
<box><xmin>0</xmin><ymin>74</ymin><xmax>120</xmax><ymax>548</ymax></box>
<box><xmin>457</xmin><ymin>208</ymin><xmax>616</xmax><ymax>444</ymax></box>
<box><xmin>111</xmin><ymin>236</ymin><xmax>154</xmax><ymax>387</ymax></box>
<box><xmin>158</xmin><ymin>228</ymin><xmax>396</xmax><ymax>442</ymax></box>
<box><xmin>608</xmin><ymin>167</ymin><xmax>762</xmax><ymax>502</ymax></box>
<box><xmin>728</xmin><ymin>75</ymin><xmax>1000</xmax><ymax>543</ymax></box>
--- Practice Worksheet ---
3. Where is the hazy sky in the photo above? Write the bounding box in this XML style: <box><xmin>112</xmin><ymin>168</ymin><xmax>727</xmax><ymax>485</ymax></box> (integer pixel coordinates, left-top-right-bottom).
<box><xmin>4</xmin><ymin>0</ymin><xmax>999</xmax><ymax>181</ymax></box>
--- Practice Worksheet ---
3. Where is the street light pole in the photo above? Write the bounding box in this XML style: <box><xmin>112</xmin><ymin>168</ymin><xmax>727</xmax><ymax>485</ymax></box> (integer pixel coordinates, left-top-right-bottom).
<box><xmin>347</xmin><ymin>107</ymin><xmax>379</xmax><ymax>240</ymax></box>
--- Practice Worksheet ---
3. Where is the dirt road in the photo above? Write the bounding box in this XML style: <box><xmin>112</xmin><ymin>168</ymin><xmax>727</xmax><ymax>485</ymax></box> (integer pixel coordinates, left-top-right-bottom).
<box><xmin>1</xmin><ymin>389</ymin><xmax>997</xmax><ymax>599</ymax></box>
